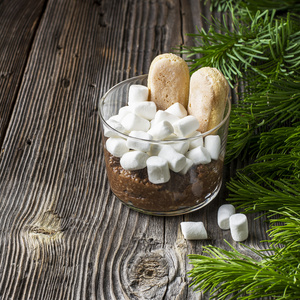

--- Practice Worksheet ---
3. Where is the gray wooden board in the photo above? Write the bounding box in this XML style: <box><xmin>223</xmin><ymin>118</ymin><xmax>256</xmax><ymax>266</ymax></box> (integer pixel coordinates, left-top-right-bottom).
<box><xmin>0</xmin><ymin>0</ymin><xmax>270</xmax><ymax>299</ymax></box>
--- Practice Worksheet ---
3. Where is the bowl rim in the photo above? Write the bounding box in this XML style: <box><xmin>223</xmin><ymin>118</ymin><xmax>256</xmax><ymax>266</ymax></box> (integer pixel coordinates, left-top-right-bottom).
<box><xmin>98</xmin><ymin>74</ymin><xmax>231</xmax><ymax>143</ymax></box>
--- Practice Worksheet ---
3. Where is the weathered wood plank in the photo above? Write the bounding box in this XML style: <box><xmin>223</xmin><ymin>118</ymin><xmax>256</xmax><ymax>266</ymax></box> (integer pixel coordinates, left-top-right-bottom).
<box><xmin>0</xmin><ymin>0</ymin><xmax>47</xmax><ymax>147</ymax></box>
<box><xmin>0</xmin><ymin>0</ymin><xmax>270</xmax><ymax>299</ymax></box>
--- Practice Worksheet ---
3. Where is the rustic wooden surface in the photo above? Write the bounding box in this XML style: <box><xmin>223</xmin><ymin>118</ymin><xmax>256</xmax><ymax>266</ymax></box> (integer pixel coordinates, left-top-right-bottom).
<box><xmin>0</xmin><ymin>0</ymin><xmax>269</xmax><ymax>299</ymax></box>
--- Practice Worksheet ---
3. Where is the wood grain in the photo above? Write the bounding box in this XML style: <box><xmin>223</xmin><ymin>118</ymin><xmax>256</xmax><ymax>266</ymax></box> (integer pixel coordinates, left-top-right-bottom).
<box><xmin>0</xmin><ymin>0</ymin><xmax>270</xmax><ymax>299</ymax></box>
<box><xmin>0</xmin><ymin>0</ymin><xmax>47</xmax><ymax>146</ymax></box>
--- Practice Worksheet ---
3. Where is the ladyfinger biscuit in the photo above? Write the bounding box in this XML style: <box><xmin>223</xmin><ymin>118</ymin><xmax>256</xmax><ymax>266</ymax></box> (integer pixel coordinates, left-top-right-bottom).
<box><xmin>148</xmin><ymin>53</ymin><xmax>190</xmax><ymax>110</ymax></box>
<box><xmin>188</xmin><ymin>67</ymin><xmax>229</xmax><ymax>133</ymax></box>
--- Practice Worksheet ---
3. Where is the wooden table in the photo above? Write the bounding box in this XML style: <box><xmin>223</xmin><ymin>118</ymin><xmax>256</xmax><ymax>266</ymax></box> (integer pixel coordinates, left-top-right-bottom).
<box><xmin>0</xmin><ymin>0</ymin><xmax>269</xmax><ymax>299</ymax></box>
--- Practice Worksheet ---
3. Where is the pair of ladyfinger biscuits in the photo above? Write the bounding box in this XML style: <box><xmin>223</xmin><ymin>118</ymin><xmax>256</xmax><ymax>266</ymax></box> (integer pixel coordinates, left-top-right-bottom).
<box><xmin>147</xmin><ymin>53</ymin><xmax>229</xmax><ymax>133</ymax></box>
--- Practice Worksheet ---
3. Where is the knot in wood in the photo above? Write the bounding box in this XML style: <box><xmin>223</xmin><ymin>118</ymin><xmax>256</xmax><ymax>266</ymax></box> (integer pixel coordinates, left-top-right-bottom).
<box><xmin>126</xmin><ymin>249</ymin><xmax>177</xmax><ymax>299</ymax></box>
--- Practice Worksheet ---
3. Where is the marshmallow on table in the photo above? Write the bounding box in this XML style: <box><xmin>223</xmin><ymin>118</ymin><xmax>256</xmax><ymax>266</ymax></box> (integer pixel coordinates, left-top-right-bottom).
<box><xmin>179</xmin><ymin>158</ymin><xmax>194</xmax><ymax>175</ymax></box>
<box><xmin>130</xmin><ymin>101</ymin><xmax>157</xmax><ymax>120</ymax></box>
<box><xmin>218</xmin><ymin>204</ymin><xmax>236</xmax><ymax>230</ymax></box>
<box><xmin>128</xmin><ymin>84</ymin><xmax>149</xmax><ymax>105</ymax></box>
<box><xmin>148</xmin><ymin>120</ymin><xmax>174</xmax><ymax>140</ymax></box>
<box><xmin>205</xmin><ymin>135</ymin><xmax>221</xmax><ymax>160</ymax></box>
<box><xmin>106</xmin><ymin>137</ymin><xmax>129</xmax><ymax>157</ymax></box>
<box><xmin>229</xmin><ymin>213</ymin><xmax>249</xmax><ymax>242</ymax></box>
<box><xmin>146</xmin><ymin>156</ymin><xmax>170</xmax><ymax>184</ymax></box>
<box><xmin>121</xmin><ymin>112</ymin><xmax>150</xmax><ymax>132</ymax></box>
<box><xmin>126</xmin><ymin>131</ymin><xmax>153</xmax><ymax>152</ymax></box>
<box><xmin>104</xmin><ymin>119</ymin><xmax>127</xmax><ymax>138</ymax></box>
<box><xmin>173</xmin><ymin>115</ymin><xmax>200</xmax><ymax>137</ymax></box>
<box><xmin>158</xmin><ymin>145</ymin><xmax>186</xmax><ymax>172</ymax></box>
<box><xmin>186</xmin><ymin>146</ymin><xmax>211</xmax><ymax>165</ymax></box>
<box><xmin>165</xmin><ymin>102</ymin><xmax>187</xmax><ymax>119</ymax></box>
<box><xmin>120</xmin><ymin>151</ymin><xmax>149</xmax><ymax>171</ymax></box>
<box><xmin>188</xmin><ymin>131</ymin><xmax>203</xmax><ymax>150</ymax></box>
<box><xmin>180</xmin><ymin>222</ymin><xmax>208</xmax><ymax>240</ymax></box>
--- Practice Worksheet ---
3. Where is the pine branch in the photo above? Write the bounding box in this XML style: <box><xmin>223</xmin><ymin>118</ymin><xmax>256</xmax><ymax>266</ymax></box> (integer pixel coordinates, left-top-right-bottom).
<box><xmin>180</xmin><ymin>10</ymin><xmax>300</xmax><ymax>88</ymax></box>
<box><xmin>208</xmin><ymin>0</ymin><xmax>300</xmax><ymax>13</ymax></box>
<box><xmin>227</xmin><ymin>175</ymin><xmax>300</xmax><ymax>213</ymax></box>
<box><xmin>189</xmin><ymin>242</ymin><xmax>300</xmax><ymax>299</ymax></box>
<box><xmin>226</xmin><ymin>76</ymin><xmax>300</xmax><ymax>162</ymax></box>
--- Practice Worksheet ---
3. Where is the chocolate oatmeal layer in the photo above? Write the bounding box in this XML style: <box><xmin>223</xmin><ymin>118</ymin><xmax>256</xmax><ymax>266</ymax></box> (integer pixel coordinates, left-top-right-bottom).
<box><xmin>104</xmin><ymin>148</ymin><xmax>223</xmax><ymax>213</ymax></box>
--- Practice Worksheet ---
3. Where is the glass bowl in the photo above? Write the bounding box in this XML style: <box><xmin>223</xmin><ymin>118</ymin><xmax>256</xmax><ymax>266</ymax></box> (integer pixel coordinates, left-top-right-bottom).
<box><xmin>98</xmin><ymin>74</ymin><xmax>231</xmax><ymax>216</ymax></box>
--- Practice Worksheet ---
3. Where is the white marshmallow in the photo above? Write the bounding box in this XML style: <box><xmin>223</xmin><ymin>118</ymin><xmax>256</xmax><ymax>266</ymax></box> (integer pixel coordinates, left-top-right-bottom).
<box><xmin>218</xmin><ymin>204</ymin><xmax>236</xmax><ymax>230</ymax></box>
<box><xmin>152</xmin><ymin>110</ymin><xmax>180</xmax><ymax>126</ymax></box>
<box><xmin>173</xmin><ymin>115</ymin><xmax>200</xmax><ymax>137</ymax></box>
<box><xmin>118</xmin><ymin>106</ymin><xmax>132</xmax><ymax>120</ymax></box>
<box><xmin>120</xmin><ymin>151</ymin><xmax>149</xmax><ymax>171</ymax></box>
<box><xmin>229</xmin><ymin>214</ymin><xmax>249</xmax><ymax>242</ymax></box>
<box><xmin>146</xmin><ymin>156</ymin><xmax>170</xmax><ymax>184</ymax></box>
<box><xmin>188</xmin><ymin>132</ymin><xmax>204</xmax><ymax>150</ymax></box>
<box><xmin>126</xmin><ymin>131</ymin><xmax>153</xmax><ymax>152</ymax></box>
<box><xmin>130</xmin><ymin>101</ymin><xmax>157</xmax><ymax>120</ymax></box>
<box><xmin>169</xmin><ymin>140</ymin><xmax>189</xmax><ymax>154</ymax></box>
<box><xmin>205</xmin><ymin>135</ymin><xmax>221</xmax><ymax>160</ymax></box>
<box><xmin>165</xmin><ymin>102</ymin><xmax>187</xmax><ymax>119</ymax></box>
<box><xmin>121</xmin><ymin>112</ymin><xmax>150</xmax><ymax>132</ymax></box>
<box><xmin>108</xmin><ymin>114</ymin><xmax>121</xmax><ymax>122</ymax></box>
<box><xmin>148</xmin><ymin>120</ymin><xmax>174</xmax><ymax>140</ymax></box>
<box><xmin>148</xmin><ymin>143</ymin><xmax>162</xmax><ymax>156</ymax></box>
<box><xmin>158</xmin><ymin>145</ymin><xmax>186</xmax><ymax>172</ymax></box>
<box><xmin>128</xmin><ymin>84</ymin><xmax>149</xmax><ymax>105</ymax></box>
<box><xmin>180</xmin><ymin>222</ymin><xmax>208</xmax><ymax>240</ymax></box>
<box><xmin>106</xmin><ymin>137</ymin><xmax>129</xmax><ymax>157</ymax></box>
<box><xmin>185</xmin><ymin>146</ymin><xmax>211</xmax><ymax>165</ymax></box>
<box><xmin>179</xmin><ymin>158</ymin><xmax>194</xmax><ymax>175</ymax></box>
<box><xmin>103</xmin><ymin>119</ymin><xmax>127</xmax><ymax>138</ymax></box>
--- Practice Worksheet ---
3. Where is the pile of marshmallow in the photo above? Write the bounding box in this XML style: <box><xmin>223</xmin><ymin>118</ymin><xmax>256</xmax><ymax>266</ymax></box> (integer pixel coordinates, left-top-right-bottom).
<box><xmin>104</xmin><ymin>84</ymin><xmax>222</xmax><ymax>184</ymax></box>
<box><xmin>180</xmin><ymin>204</ymin><xmax>249</xmax><ymax>242</ymax></box>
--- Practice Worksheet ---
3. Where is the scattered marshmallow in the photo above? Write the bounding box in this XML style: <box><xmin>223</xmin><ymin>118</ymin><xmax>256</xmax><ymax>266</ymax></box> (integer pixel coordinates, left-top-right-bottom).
<box><xmin>173</xmin><ymin>115</ymin><xmax>200</xmax><ymax>137</ymax></box>
<box><xmin>128</xmin><ymin>84</ymin><xmax>149</xmax><ymax>105</ymax></box>
<box><xmin>130</xmin><ymin>101</ymin><xmax>157</xmax><ymax>120</ymax></box>
<box><xmin>120</xmin><ymin>151</ymin><xmax>149</xmax><ymax>171</ymax></box>
<box><xmin>186</xmin><ymin>146</ymin><xmax>211</xmax><ymax>165</ymax></box>
<box><xmin>229</xmin><ymin>213</ymin><xmax>249</xmax><ymax>242</ymax></box>
<box><xmin>180</xmin><ymin>222</ymin><xmax>208</xmax><ymax>240</ymax></box>
<box><xmin>146</xmin><ymin>156</ymin><xmax>170</xmax><ymax>184</ymax></box>
<box><xmin>121</xmin><ymin>112</ymin><xmax>150</xmax><ymax>132</ymax></box>
<box><xmin>165</xmin><ymin>102</ymin><xmax>187</xmax><ymax>119</ymax></box>
<box><xmin>158</xmin><ymin>145</ymin><xmax>186</xmax><ymax>172</ymax></box>
<box><xmin>126</xmin><ymin>131</ymin><xmax>153</xmax><ymax>152</ymax></box>
<box><xmin>188</xmin><ymin>132</ymin><xmax>203</xmax><ymax>150</ymax></box>
<box><xmin>218</xmin><ymin>204</ymin><xmax>236</xmax><ymax>230</ymax></box>
<box><xmin>179</xmin><ymin>158</ymin><xmax>194</xmax><ymax>175</ymax></box>
<box><xmin>106</xmin><ymin>137</ymin><xmax>129</xmax><ymax>157</ymax></box>
<box><xmin>148</xmin><ymin>120</ymin><xmax>174</xmax><ymax>140</ymax></box>
<box><xmin>104</xmin><ymin>119</ymin><xmax>127</xmax><ymax>138</ymax></box>
<box><xmin>205</xmin><ymin>135</ymin><xmax>221</xmax><ymax>160</ymax></box>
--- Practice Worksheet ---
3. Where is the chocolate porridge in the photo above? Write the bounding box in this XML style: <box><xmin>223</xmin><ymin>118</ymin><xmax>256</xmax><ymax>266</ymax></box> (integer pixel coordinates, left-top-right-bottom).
<box><xmin>104</xmin><ymin>147</ymin><xmax>223</xmax><ymax>213</ymax></box>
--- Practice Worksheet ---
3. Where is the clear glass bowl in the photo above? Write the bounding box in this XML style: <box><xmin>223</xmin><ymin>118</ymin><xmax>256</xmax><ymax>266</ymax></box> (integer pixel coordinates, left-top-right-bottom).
<box><xmin>99</xmin><ymin>75</ymin><xmax>231</xmax><ymax>216</ymax></box>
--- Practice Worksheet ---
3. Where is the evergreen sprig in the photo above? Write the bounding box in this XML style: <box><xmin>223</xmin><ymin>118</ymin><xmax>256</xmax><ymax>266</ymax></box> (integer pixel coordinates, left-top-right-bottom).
<box><xmin>189</xmin><ymin>242</ymin><xmax>300</xmax><ymax>299</ymax></box>
<box><xmin>226</xmin><ymin>76</ymin><xmax>300</xmax><ymax>161</ymax></box>
<box><xmin>207</xmin><ymin>0</ymin><xmax>300</xmax><ymax>13</ymax></box>
<box><xmin>181</xmin><ymin>10</ymin><xmax>300</xmax><ymax>88</ymax></box>
<box><xmin>182</xmin><ymin>2</ymin><xmax>300</xmax><ymax>299</ymax></box>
